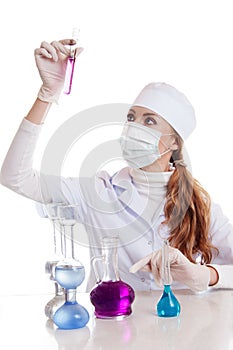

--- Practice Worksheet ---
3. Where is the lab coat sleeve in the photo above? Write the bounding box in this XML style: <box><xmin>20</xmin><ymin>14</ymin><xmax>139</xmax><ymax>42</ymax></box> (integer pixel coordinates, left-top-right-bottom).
<box><xmin>0</xmin><ymin>118</ymin><xmax>85</xmax><ymax>212</ymax></box>
<box><xmin>0</xmin><ymin>118</ymin><xmax>46</xmax><ymax>202</ymax></box>
<box><xmin>208</xmin><ymin>202</ymin><xmax>233</xmax><ymax>289</ymax></box>
<box><xmin>208</xmin><ymin>264</ymin><xmax>233</xmax><ymax>289</ymax></box>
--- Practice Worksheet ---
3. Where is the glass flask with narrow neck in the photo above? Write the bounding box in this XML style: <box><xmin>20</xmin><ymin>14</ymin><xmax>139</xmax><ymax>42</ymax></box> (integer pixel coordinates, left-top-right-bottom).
<box><xmin>44</xmin><ymin>202</ymin><xmax>65</xmax><ymax>319</ymax></box>
<box><xmin>90</xmin><ymin>236</ymin><xmax>135</xmax><ymax>319</ymax></box>
<box><xmin>52</xmin><ymin>205</ymin><xmax>89</xmax><ymax>329</ymax></box>
<box><xmin>156</xmin><ymin>240</ymin><xmax>181</xmax><ymax>317</ymax></box>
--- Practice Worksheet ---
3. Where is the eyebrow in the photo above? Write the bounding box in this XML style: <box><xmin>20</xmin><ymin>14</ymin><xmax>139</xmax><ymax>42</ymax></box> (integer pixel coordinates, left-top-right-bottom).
<box><xmin>129</xmin><ymin>108</ymin><xmax>161</xmax><ymax>118</ymax></box>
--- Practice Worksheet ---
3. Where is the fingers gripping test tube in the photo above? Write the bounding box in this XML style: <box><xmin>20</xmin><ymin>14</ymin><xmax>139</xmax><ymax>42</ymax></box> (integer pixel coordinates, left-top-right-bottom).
<box><xmin>63</xmin><ymin>28</ymin><xmax>80</xmax><ymax>95</ymax></box>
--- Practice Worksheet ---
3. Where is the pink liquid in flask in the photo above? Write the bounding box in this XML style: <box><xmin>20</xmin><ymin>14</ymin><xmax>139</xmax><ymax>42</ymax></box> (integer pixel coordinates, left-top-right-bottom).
<box><xmin>90</xmin><ymin>237</ymin><xmax>135</xmax><ymax>319</ymax></box>
<box><xmin>90</xmin><ymin>280</ymin><xmax>135</xmax><ymax>319</ymax></box>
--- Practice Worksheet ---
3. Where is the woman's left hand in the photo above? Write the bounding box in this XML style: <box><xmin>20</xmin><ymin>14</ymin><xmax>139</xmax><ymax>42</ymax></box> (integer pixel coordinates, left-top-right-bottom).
<box><xmin>130</xmin><ymin>246</ymin><xmax>210</xmax><ymax>292</ymax></box>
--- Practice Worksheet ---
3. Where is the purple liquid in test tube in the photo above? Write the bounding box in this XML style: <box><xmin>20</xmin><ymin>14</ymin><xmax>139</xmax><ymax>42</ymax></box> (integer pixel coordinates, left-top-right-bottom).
<box><xmin>63</xmin><ymin>56</ymin><xmax>76</xmax><ymax>95</ymax></box>
<box><xmin>63</xmin><ymin>28</ymin><xmax>80</xmax><ymax>95</ymax></box>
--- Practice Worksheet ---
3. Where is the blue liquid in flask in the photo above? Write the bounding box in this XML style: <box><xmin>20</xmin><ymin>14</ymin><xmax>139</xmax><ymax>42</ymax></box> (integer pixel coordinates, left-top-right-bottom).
<box><xmin>53</xmin><ymin>301</ymin><xmax>89</xmax><ymax>330</ymax></box>
<box><xmin>53</xmin><ymin>263</ymin><xmax>89</xmax><ymax>329</ymax></box>
<box><xmin>156</xmin><ymin>285</ymin><xmax>181</xmax><ymax>317</ymax></box>
<box><xmin>156</xmin><ymin>241</ymin><xmax>181</xmax><ymax>318</ymax></box>
<box><xmin>55</xmin><ymin>265</ymin><xmax>85</xmax><ymax>289</ymax></box>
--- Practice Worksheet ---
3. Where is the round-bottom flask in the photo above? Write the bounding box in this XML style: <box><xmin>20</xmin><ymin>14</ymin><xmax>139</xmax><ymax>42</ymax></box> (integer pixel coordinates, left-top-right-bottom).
<box><xmin>52</xmin><ymin>204</ymin><xmax>90</xmax><ymax>329</ymax></box>
<box><xmin>90</xmin><ymin>280</ymin><xmax>135</xmax><ymax>319</ymax></box>
<box><xmin>45</xmin><ymin>283</ymin><xmax>64</xmax><ymax>319</ymax></box>
<box><xmin>156</xmin><ymin>285</ymin><xmax>181</xmax><ymax>317</ymax></box>
<box><xmin>156</xmin><ymin>240</ymin><xmax>181</xmax><ymax>318</ymax></box>
<box><xmin>53</xmin><ymin>259</ymin><xmax>89</xmax><ymax>329</ymax></box>
<box><xmin>90</xmin><ymin>237</ymin><xmax>135</xmax><ymax>319</ymax></box>
<box><xmin>44</xmin><ymin>259</ymin><xmax>65</xmax><ymax>319</ymax></box>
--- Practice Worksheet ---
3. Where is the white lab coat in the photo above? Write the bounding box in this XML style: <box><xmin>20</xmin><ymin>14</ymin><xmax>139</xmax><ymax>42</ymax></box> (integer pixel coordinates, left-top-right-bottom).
<box><xmin>1</xmin><ymin>118</ymin><xmax>233</xmax><ymax>291</ymax></box>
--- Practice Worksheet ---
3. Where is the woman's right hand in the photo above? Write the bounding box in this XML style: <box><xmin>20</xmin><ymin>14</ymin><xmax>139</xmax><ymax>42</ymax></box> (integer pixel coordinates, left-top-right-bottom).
<box><xmin>34</xmin><ymin>39</ymin><xmax>83</xmax><ymax>103</ymax></box>
<box><xmin>130</xmin><ymin>246</ymin><xmax>211</xmax><ymax>292</ymax></box>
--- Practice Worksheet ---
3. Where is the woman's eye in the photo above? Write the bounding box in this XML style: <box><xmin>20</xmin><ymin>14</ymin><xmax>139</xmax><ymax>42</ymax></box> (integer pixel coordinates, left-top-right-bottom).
<box><xmin>127</xmin><ymin>114</ymin><xmax>135</xmax><ymax>122</ymax></box>
<box><xmin>145</xmin><ymin>117</ymin><xmax>157</xmax><ymax>125</ymax></box>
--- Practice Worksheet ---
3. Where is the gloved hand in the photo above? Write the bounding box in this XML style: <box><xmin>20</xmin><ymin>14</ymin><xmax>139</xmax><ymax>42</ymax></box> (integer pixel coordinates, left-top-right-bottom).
<box><xmin>34</xmin><ymin>39</ymin><xmax>83</xmax><ymax>103</ymax></box>
<box><xmin>130</xmin><ymin>246</ymin><xmax>210</xmax><ymax>292</ymax></box>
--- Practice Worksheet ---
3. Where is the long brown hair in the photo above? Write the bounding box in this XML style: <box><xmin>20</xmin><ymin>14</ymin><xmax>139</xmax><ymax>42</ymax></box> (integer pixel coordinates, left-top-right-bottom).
<box><xmin>162</xmin><ymin>134</ymin><xmax>218</xmax><ymax>264</ymax></box>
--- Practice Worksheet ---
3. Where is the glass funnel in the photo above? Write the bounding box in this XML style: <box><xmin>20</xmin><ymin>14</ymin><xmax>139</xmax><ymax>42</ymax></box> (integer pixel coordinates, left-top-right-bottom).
<box><xmin>53</xmin><ymin>204</ymin><xmax>89</xmax><ymax>329</ymax></box>
<box><xmin>90</xmin><ymin>236</ymin><xmax>135</xmax><ymax>319</ymax></box>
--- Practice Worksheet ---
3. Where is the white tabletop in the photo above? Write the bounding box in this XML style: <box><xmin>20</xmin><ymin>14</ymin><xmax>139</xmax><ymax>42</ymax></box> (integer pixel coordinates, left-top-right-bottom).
<box><xmin>0</xmin><ymin>289</ymin><xmax>232</xmax><ymax>350</ymax></box>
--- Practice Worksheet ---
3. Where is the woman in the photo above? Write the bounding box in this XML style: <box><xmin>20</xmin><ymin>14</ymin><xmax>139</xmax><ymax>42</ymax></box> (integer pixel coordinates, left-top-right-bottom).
<box><xmin>1</xmin><ymin>39</ymin><xmax>233</xmax><ymax>292</ymax></box>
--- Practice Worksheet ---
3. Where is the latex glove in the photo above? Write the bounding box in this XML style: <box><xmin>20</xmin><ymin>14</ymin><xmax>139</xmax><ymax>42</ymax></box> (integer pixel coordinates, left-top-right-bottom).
<box><xmin>130</xmin><ymin>247</ymin><xmax>210</xmax><ymax>292</ymax></box>
<box><xmin>35</xmin><ymin>39</ymin><xmax>83</xmax><ymax>103</ymax></box>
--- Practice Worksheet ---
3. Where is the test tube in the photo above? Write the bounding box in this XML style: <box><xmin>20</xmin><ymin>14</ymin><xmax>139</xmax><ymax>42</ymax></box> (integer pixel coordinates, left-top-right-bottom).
<box><xmin>162</xmin><ymin>240</ymin><xmax>172</xmax><ymax>285</ymax></box>
<box><xmin>63</xmin><ymin>28</ymin><xmax>80</xmax><ymax>95</ymax></box>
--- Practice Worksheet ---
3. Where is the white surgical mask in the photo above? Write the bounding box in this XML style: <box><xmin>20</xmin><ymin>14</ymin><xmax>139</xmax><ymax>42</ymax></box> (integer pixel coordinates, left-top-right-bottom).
<box><xmin>119</xmin><ymin>122</ymin><xmax>173</xmax><ymax>168</ymax></box>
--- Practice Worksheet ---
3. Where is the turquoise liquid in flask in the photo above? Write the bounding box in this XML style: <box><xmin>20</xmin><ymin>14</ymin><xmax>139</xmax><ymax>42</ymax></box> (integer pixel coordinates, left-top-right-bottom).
<box><xmin>156</xmin><ymin>241</ymin><xmax>181</xmax><ymax>317</ymax></box>
<box><xmin>157</xmin><ymin>285</ymin><xmax>181</xmax><ymax>317</ymax></box>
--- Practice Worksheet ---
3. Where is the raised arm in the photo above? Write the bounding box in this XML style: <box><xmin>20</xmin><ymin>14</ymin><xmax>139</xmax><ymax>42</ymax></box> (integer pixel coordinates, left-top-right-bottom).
<box><xmin>0</xmin><ymin>39</ymin><xmax>83</xmax><ymax>202</ymax></box>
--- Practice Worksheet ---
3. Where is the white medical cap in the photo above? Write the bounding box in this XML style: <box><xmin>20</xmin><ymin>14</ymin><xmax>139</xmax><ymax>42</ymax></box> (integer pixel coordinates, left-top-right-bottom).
<box><xmin>132</xmin><ymin>82</ymin><xmax>196</xmax><ymax>139</ymax></box>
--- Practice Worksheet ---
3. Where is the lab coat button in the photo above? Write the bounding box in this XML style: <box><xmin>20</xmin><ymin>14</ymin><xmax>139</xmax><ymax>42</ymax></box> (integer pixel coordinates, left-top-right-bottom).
<box><xmin>141</xmin><ymin>277</ymin><xmax>145</xmax><ymax>282</ymax></box>
<box><xmin>147</xmin><ymin>240</ymin><xmax>152</xmax><ymax>245</ymax></box>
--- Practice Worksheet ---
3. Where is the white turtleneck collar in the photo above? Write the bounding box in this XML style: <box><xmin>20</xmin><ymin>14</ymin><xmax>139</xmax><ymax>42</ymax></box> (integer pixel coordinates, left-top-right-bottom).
<box><xmin>129</xmin><ymin>167</ymin><xmax>173</xmax><ymax>223</ymax></box>
<box><xmin>130</xmin><ymin>168</ymin><xmax>173</xmax><ymax>192</ymax></box>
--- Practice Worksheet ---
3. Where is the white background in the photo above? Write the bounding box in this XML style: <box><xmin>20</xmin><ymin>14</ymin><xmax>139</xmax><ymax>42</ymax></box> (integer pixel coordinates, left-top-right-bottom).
<box><xmin>0</xmin><ymin>0</ymin><xmax>233</xmax><ymax>295</ymax></box>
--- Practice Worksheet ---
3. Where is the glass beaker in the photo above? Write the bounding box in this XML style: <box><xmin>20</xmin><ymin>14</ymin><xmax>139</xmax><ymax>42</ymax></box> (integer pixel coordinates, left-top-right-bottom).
<box><xmin>90</xmin><ymin>236</ymin><xmax>135</xmax><ymax>319</ymax></box>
